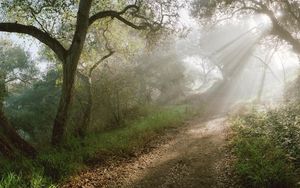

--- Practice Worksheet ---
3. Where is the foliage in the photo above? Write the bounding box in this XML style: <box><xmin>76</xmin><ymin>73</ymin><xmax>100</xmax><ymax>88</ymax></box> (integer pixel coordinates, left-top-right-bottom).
<box><xmin>0</xmin><ymin>158</ymin><xmax>56</xmax><ymax>188</ymax></box>
<box><xmin>233</xmin><ymin>134</ymin><xmax>296</xmax><ymax>187</ymax></box>
<box><xmin>135</xmin><ymin>50</ymin><xmax>190</xmax><ymax>104</ymax></box>
<box><xmin>1</xmin><ymin>0</ymin><xmax>182</xmax><ymax>46</ymax></box>
<box><xmin>0</xmin><ymin>39</ymin><xmax>37</xmax><ymax>102</ymax></box>
<box><xmin>73</xmin><ymin>38</ymin><xmax>191</xmax><ymax>132</ymax></box>
<box><xmin>5</xmin><ymin>69</ymin><xmax>61</xmax><ymax>143</ymax></box>
<box><xmin>0</xmin><ymin>173</ymin><xmax>21</xmax><ymax>188</ymax></box>
<box><xmin>230</xmin><ymin>104</ymin><xmax>300</xmax><ymax>187</ymax></box>
<box><xmin>0</xmin><ymin>40</ymin><xmax>37</xmax><ymax>79</ymax></box>
<box><xmin>90</xmin><ymin>66</ymin><xmax>141</xmax><ymax>128</ymax></box>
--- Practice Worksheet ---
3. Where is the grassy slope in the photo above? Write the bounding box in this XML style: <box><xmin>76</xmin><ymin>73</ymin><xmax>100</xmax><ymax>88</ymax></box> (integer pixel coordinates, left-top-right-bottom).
<box><xmin>0</xmin><ymin>105</ymin><xmax>190</xmax><ymax>188</ymax></box>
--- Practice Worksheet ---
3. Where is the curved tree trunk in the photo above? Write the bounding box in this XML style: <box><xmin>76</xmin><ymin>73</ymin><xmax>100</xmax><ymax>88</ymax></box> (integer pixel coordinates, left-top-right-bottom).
<box><xmin>0</xmin><ymin>73</ymin><xmax>36</xmax><ymax>158</ymax></box>
<box><xmin>0</xmin><ymin>110</ymin><xmax>37</xmax><ymax>158</ymax></box>
<box><xmin>266</xmin><ymin>10</ymin><xmax>300</xmax><ymax>54</ymax></box>
<box><xmin>0</xmin><ymin>134</ymin><xmax>15</xmax><ymax>159</ymax></box>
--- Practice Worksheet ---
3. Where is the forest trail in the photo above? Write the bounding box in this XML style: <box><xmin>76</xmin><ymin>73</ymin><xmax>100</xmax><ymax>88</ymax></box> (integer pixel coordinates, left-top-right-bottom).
<box><xmin>62</xmin><ymin>117</ymin><xmax>231</xmax><ymax>188</ymax></box>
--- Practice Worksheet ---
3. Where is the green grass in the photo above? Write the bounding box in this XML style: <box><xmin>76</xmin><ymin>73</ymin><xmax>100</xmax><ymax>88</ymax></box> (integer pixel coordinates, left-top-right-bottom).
<box><xmin>230</xmin><ymin>105</ymin><xmax>300</xmax><ymax>187</ymax></box>
<box><xmin>233</xmin><ymin>136</ymin><xmax>296</xmax><ymax>187</ymax></box>
<box><xmin>85</xmin><ymin>105</ymin><xmax>187</xmax><ymax>155</ymax></box>
<box><xmin>0</xmin><ymin>105</ymin><xmax>189</xmax><ymax>187</ymax></box>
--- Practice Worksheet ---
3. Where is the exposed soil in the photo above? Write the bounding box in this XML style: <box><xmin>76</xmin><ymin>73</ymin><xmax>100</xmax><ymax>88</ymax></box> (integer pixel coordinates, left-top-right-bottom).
<box><xmin>62</xmin><ymin>117</ymin><xmax>234</xmax><ymax>188</ymax></box>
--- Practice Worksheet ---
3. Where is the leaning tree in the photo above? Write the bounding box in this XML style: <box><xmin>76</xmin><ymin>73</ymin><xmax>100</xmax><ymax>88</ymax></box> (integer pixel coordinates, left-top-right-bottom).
<box><xmin>0</xmin><ymin>0</ymin><xmax>182</xmax><ymax>146</ymax></box>
<box><xmin>0</xmin><ymin>40</ymin><xmax>38</xmax><ymax>158</ymax></box>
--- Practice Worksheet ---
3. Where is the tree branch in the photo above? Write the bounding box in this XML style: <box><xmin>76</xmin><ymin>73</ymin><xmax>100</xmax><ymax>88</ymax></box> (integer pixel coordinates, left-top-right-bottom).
<box><xmin>284</xmin><ymin>0</ymin><xmax>300</xmax><ymax>24</ymax></box>
<box><xmin>89</xmin><ymin>50</ymin><xmax>114</xmax><ymax>77</ymax></box>
<box><xmin>264</xmin><ymin>9</ymin><xmax>300</xmax><ymax>54</ymax></box>
<box><xmin>89</xmin><ymin>5</ymin><xmax>151</xmax><ymax>30</ymax></box>
<box><xmin>0</xmin><ymin>23</ymin><xmax>67</xmax><ymax>61</ymax></box>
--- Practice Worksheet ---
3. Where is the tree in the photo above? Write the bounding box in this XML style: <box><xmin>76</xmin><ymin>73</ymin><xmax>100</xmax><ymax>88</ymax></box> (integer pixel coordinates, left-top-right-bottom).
<box><xmin>187</xmin><ymin>0</ymin><xmax>300</xmax><ymax>114</ymax></box>
<box><xmin>136</xmin><ymin>50</ymin><xmax>189</xmax><ymax>104</ymax></box>
<box><xmin>75</xmin><ymin>17</ymin><xmax>151</xmax><ymax>133</ymax></box>
<box><xmin>191</xmin><ymin>0</ymin><xmax>300</xmax><ymax>55</ymax></box>
<box><xmin>76</xmin><ymin>30</ymin><xmax>114</xmax><ymax>137</ymax></box>
<box><xmin>5</xmin><ymin>69</ymin><xmax>61</xmax><ymax>143</ymax></box>
<box><xmin>0</xmin><ymin>0</ymin><xmax>182</xmax><ymax>145</ymax></box>
<box><xmin>0</xmin><ymin>40</ymin><xmax>37</xmax><ymax>158</ymax></box>
<box><xmin>75</xmin><ymin>16</ymin><xmax>147</xmax><ymax>136</ymax></box>
<box><xmin>253</xmin><ymin>42</ymin><xmax>279</xmax><ymax>102</ymax></box>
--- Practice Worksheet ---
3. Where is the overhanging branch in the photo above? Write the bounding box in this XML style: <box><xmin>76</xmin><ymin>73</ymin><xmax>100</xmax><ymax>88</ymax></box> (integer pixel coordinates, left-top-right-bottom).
<box><xmin>0</xmin><ymin>23</ymin><xmax>67</xmax><ymax>61</ymax></box>
<box><xmin>89</xmin><ymin>5</ymin><xmax>152</xmax><ymax>30</ymax></box>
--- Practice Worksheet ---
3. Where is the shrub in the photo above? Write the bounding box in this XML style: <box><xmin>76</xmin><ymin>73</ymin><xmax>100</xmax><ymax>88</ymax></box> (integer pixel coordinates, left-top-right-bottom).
<box><xmin>230</xmin><ymin>105</ymin><xmax>300</xmax><ymax>187</ymax></box>
<box><xmin>233</xmin><ymin>136</ymin><xmax>296</xmax><ymax>187</ymax></box>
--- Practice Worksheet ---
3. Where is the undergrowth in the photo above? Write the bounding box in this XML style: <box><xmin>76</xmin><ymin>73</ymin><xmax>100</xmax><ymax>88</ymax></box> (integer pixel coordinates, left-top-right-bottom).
<box><xmin>231</xmin><ymin>103</ymin><xmax>300</xmax><ymax>187</ymax></box>
<box><xmin>0</xmin><ymin>105</ymin><xmax>189</xmax><ymax>187</ymax></box>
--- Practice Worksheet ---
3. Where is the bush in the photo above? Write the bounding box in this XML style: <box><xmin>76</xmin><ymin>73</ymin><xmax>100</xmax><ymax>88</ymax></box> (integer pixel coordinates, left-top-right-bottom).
<box><xmin>230</xmin><ymin>105</ymin><xmax>300</xmax><ymax>187</ymax></box>
<box><xmin>233</xmin><ymin>136</ymin><xmax>296</xmax><ymax>187</ymax></box>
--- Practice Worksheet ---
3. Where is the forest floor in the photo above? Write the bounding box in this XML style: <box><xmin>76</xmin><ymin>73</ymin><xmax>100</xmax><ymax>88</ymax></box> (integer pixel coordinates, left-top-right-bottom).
<box><xmin>62</xmin><ymin>116</ymin><xmax>236</xmax><ymax>188</ymax></box>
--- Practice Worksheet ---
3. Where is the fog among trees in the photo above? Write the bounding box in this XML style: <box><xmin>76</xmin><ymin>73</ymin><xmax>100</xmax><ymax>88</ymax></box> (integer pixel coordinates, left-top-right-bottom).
<box><xmin>1</xmin><ymin>0</ymin><xmax>300</xmax><ymax>187</ymax></box>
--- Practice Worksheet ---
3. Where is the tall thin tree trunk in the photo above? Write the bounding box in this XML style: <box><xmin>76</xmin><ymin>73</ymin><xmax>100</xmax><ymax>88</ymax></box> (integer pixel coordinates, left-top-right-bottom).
<box><xmin>77</xmin><ymin>76</ymin><xmax>92</xmax><ymax>138</ymax></box>
<box><xmin>75</xmin><ymin>52</ymin><xmax>114</xmax><ymax>137</ymax></box>
<box><xmin>256</xmin><ymin>65</ymin><xmax>267</xmax><ymax>103</ymax></box>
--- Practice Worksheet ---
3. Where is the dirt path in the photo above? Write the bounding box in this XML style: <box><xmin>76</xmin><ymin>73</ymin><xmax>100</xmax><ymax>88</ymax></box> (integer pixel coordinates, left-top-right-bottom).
<box><xmin>62</xmin><ymin>117</ymin><xmax>231</xmax><ymax>188</ymax></box>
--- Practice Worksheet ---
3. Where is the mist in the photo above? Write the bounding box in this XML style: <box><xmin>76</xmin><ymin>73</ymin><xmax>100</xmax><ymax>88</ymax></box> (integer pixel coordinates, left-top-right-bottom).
<box><xmin>127</xmin><ymin>12</ymin><xmax>300</xmax><ymax>115</ymax></box>
<box><xmin>2</xmin><ymin>1</ymin><xmax>300</xmax><ymax>187</ymax></box>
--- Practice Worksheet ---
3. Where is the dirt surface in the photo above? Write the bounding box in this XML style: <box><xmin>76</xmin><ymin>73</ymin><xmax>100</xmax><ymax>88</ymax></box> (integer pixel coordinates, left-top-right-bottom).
<box><xmin>62</xmin><ymin>117</ymin><xmax>233</xmax><ymax>188</ymax></box>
